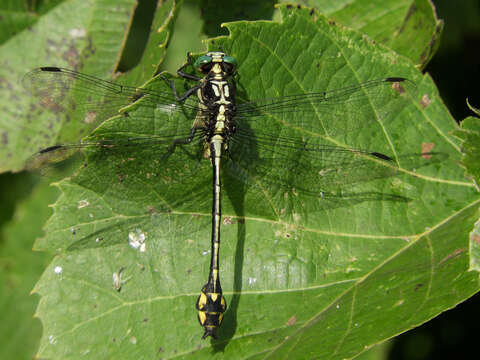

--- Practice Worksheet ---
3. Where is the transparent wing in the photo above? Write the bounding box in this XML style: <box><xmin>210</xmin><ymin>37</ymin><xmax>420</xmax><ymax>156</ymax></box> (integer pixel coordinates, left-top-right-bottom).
<box><xmin>23</xmin><ymin>67</ymin><xmax>211</xmax><ymax>172</ymax></box>
<box><xmin>235</xmin><ymin>77</ymin><xmax>416</xmax><ymax>137</ymax></box>
<box><xmin>226</xmin><ymin>122</ymin><xmax>443</xmax><ymax>209</ymax></box>
<box><xmin>224</xmin><ymin>76</ymin><xmax>433</xmax><ymax>206</ymax></box>
<box><xmin>25</xmin><ymin>132</ymin><xmax>206</xmax><ymax>173</ymax></box>
<box><xmin>228</xmin><ymin>127</ymin><xmax>397</xmax><ymax>192</ymax></box>
<box><xmin>22</xmin><ymin>67</ymin><xmax>202</xmax><ymax>124</ymax></box>
<box><xmin>24</xmin><ymin>68</ymin><xmax>432</xmax><ymax>199</ymax></box>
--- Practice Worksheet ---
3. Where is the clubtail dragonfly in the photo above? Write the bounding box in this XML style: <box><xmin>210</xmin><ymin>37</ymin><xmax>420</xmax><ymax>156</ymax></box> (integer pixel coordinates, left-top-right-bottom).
<box><xmin>24</xmin><ymin>51</ymin><xmax>426</xmax><ymax>339</ymax></box>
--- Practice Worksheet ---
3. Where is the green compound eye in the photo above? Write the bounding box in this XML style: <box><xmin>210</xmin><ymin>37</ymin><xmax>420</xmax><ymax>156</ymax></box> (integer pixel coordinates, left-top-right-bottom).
<box><xmin>222</xmin><ymin>55</ymin><xmax>237</xmax><ymax>69</ymax></box>
<box><xmin>194</xmin><ymin>55</ymin><xmax>213</xmax><ymax>69</ymax></box>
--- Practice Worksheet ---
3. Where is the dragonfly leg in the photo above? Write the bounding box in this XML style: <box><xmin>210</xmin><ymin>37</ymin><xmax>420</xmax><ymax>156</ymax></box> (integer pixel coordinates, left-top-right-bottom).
<box><xmin>168</xmin><ymin>126</ymin><xmax>200</xmax><ymax>154</ymax></box>
<box><xmin>177</xmin><ymin>52</ymin><xmax>202</xmax><ymax>81</ymax></box>
<box><xmin>158</xmin><ymin>73</ymin><xmax>201</xmax><ymax>102</ymax></box>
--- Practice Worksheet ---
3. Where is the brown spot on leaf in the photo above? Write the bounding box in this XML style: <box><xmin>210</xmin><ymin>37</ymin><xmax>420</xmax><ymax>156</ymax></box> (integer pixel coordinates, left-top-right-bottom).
<box><xmin>421</xmin><ymin>143</ymin><xmax>435</xmax><ymax>158</ymax></box>
<box><xmin>438</xmin><ymin>248</ymin><xmax>465</xmax><ymax>266</ymax></box>
<box><xmin>40</xmin><ymin>96</ymin><xmax>64</xmax><ymax>112</ymax></box>
<box><xmin>147</xmin><ymin>206</ymin><xmax>156</xmax><ymax>214</ymax></box>
<box><xmin>420</xmin><ymin>94</ymin><xmax>431</xmax><ymax>108</ymax></box>
<box><xmin>84</xmin><ymin>111</ymin><xmax>97</xmax><ymax>124</ymax></box>
<box><xmin>286</xmin><ymin>315</ymin><xmax>297</xmax><ymax>326</ymax></box>
<box><xmin>473</xmin><ymin>233</ymin><xmax>480</xmax><ymax>245</ymax></box>
<box><xmin>392</xmin><ymin>81</ymin><xmax>406</xmax><ymax>94</ymax></box>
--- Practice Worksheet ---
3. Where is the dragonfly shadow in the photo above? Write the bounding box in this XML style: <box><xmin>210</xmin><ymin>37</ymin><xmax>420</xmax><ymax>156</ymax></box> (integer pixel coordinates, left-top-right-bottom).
<box><xmin>212</xmin><ymin>165</ymin><xmax>248</xmax><ymax>347</ymax></box>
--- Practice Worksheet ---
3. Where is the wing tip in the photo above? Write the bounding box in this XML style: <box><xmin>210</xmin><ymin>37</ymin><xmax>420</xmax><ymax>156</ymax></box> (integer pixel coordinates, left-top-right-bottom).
<box><xmin>39</xmin><ymin>66</ymin><xmax>62</xmax><ymax>72</ymax></box>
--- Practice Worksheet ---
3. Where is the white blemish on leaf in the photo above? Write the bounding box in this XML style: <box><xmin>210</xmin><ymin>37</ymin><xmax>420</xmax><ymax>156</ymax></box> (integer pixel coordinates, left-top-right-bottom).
<box><xmin>222</xmin><ymin>216</ymin><xmax>234</xmax><ymax>225</ymax></box>
<box><xmin>83</xmin><ymin>111</ymin><xmax>97</xmax><ymax>124</ymax></box>
<box><xmin>77</xmin><ymin>199</ymin><xmax>89</xmax><ymax>209</ymax></box>
<box><xmin>69</xmin><ymin>28</ymin><xmax>86</xmax><ymax>38</ymax></box>
<box><xmin>420</xmin><ymin>94</ymin><xmax>431</xmax><ymax>108</ymax></box>
<box><xmin>112</xmin><ymin>267</ymin><xmax>130</xmax><ymax>292</ymax></box>
<box><xmin>128</xmin><ymin>229</ymin><xmax>146</xmax><ymax>252</ymax></box>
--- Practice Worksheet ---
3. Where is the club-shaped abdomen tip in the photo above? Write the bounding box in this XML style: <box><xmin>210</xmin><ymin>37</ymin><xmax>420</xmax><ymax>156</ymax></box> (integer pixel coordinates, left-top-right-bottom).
<box><xmin>196</xmin><ymin>287</ymin><xmax>227</xmax><ymax>339</ymax></box>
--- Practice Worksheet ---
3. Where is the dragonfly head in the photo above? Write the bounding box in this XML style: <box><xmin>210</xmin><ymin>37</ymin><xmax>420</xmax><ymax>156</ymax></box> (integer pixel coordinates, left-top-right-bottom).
<box><xmin>195</xmin><ymin>52</ymin><xmax>237</xmax><ymax>76</ymax></box>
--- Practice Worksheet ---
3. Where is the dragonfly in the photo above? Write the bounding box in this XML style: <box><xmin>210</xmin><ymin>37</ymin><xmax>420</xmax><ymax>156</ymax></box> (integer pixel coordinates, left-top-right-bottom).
<box><xmin>23</xmin><ymin>52</ymin><xmax>428</xmax><ymax>339</ymax></box>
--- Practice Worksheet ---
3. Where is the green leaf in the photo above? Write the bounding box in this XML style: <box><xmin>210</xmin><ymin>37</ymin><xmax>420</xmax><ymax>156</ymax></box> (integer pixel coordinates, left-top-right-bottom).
<box><xmin>0</xmin><ymin>0</ymin><xmax>140</xmax><ymax>172</ymax></box>
<box><xmin>280</xmin><ymin>0</ymin><xmax>443</xmax><ymax>68</ymax></box>
<box><xmin>159</xmin><ymin>1</ymin><xmax>208</xmax><ymax>73</ymax></box>
<box><xmin>0</xmin><ymin>178</ymin><xmax>56</xmax><ymax>360</ymax></box>
<box><xmin>199</xmin><ymin>0</ymin><xmax>277</xmax><ymax>37</ymax></box>
<box><xmin>352</xmin><ymin>340</ymin><xmax>392</xmax><ymax>360</ymax></box>
<box><xmin>28</xmin><ymin>4</ymin><xmax>480</xmax><ymax>359</ymax></box>
<box><xmin>452</xmin><ymin>115</ymin><xmax>480</xmax><ymax>273</ymax></box>
<box><xmin>452</xmin><ymin>116</ymin><xmax>480</xmax><ymax>192</ymax></box>
<box><xmin>0</xmin><ymin>0</ymin><xmax>64</xmax><ymax>44</ymax></box>
<box><xmin>119</xmin><ymin>0</ymin><xmax>183</xmax><ymax>85</ymax></box>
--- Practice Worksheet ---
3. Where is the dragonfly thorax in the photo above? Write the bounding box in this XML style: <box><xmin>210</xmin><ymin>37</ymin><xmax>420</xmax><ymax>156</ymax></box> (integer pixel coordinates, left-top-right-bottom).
<box><xmin>198</xmin><ymin>77</ymin><xmax>237</xmax><ymax>142</ymax></box>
